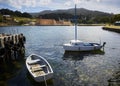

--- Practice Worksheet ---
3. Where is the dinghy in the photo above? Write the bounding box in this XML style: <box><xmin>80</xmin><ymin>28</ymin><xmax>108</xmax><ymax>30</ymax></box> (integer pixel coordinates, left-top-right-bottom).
<box><xmin>26</xmin><ymin>54</ymin><xmax>53</xmax><ymax>82</ymax></box>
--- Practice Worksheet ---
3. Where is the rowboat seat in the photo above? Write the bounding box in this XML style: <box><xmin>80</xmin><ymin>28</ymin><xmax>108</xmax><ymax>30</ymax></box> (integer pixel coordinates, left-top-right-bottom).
<box><xmin>30</xmin><ymin>64</ymin><xmax>40</xmax><ymax>67</ymax></box>
<box><xmin>34</xmin><ymin>71</ymin><xmax>46</xmax><ymax>77</ymax></box>
<box><xmin>28</xmin><ymin>59</ymin><xmax>40</xmax><ymax>65</ymax></box>
<box><xmin>31</xmin><ymin>66</ymin><xmax>42</xmax><ymax>72</ymax></box>
<box><xmin>40</xmin><ymin>65</ymin><xmax>46</xmax><ymax>68</ymax></box>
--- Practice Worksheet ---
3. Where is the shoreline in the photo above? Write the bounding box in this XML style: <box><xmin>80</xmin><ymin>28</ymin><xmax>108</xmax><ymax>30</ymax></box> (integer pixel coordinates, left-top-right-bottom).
<box><xmin>102</xmin><ymin>25</ymin><xmax>120</xmax><ymax>33</ymax></box>
<box><xmin>0</xmin><ymin>24</ymin><xmax>105</xmax><ymax>27</ymax></box>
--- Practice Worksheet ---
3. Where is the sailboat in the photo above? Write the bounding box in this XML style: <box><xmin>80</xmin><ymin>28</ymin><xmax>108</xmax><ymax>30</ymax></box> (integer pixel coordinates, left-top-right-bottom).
<box><xmin>63</xmin><ymin>4</ymin><xmax>106</xmax><ymax>52</ymax></box>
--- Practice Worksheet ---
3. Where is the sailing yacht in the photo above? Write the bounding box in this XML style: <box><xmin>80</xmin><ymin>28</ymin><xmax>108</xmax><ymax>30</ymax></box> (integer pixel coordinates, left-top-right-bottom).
<box><xmin>63</xmin><ymin>4</ymin><xmax>106</xmax><ymax>52</ymax></box>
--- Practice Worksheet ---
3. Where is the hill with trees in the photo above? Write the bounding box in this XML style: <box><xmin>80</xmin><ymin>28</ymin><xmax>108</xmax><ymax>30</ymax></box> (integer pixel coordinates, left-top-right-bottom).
<box><xmin>0</xmin><ymin>9</ymin><xmax>32</xmax><ymax>18</ymax></box>
<box><xmin>0</xmin><ymin>9</ymin><xmax>34</xmax><ymax>26</ymax></box>
<box><xmin>30</xmin><ymin>8</ymin><xmax>115</xmax><ymax>24</ymax></box>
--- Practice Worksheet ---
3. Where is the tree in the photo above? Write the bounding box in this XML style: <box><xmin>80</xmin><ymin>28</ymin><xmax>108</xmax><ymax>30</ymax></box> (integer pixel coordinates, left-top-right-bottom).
<box><xmin>0</xmin><ymin>14</ymin><xmax>2</xmax><ymax>22</ymax></box>
<box><xmin>113</xmin><ymin>14</ymin><xmax>120</xmax><ymax>22</ymax></box>
<box><xmin>14</xmin><ymin>10</ymin><xmax>22</xmax><ymax>17</ymax></box>
<box><xmin>0</xmin><ymin>9</ymin><xmax>32</xmax><ymax>18</ymax></box>
<box><xmin>99</xmin><ymin>16</ymin><xmax>110</xmax><ymax>24</ymax></box>
<box><xmin>22</xmin><ymin>12</ymin><xmax>32</xmax><ymax>18</ymax></box>
<box><xmin>0</xmin><ymin>9</ymin><xmax>15</xmax><ymax>16</ymax></box>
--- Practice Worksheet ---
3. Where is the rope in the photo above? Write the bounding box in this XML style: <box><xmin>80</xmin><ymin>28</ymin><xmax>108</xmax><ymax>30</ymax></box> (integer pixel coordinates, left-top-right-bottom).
<box><xmin>44</xmin><ymin>75</ymin><xmax>48</xmax><ymax>86</ymax></box>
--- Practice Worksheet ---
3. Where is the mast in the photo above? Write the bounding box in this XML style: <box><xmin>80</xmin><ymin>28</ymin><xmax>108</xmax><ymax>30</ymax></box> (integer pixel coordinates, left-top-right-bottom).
<box><xmin>75</xmin><ymin>4</ymin><xmax>77</xmax><ymax>41</ymax></box>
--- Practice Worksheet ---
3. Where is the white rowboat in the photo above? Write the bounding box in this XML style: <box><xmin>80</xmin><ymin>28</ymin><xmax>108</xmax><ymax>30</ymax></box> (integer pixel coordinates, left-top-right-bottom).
<box><xmin>26</xmin><ymin>54</ymin><xmax>53</xmax><ymax>82</ymax></box>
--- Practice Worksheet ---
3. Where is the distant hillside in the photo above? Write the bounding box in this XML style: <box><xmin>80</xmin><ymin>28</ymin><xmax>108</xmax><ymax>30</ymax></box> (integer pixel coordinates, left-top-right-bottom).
<box><xmin>30</xmin><ymin>8</ymin><xmax>113</xmax><ymax>24</ymax></box>
<box><xmin>30</xmin><ymin>8</ymin><xmax>112</xmax><ymax>17</ymax></box>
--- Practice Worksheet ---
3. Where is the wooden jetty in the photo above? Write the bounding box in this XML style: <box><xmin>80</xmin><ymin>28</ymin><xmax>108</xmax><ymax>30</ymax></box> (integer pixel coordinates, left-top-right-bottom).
<box><xmin>0</xmin><ymin>33</ymin><xmax>26</xmax><ymax>63</ymax></box>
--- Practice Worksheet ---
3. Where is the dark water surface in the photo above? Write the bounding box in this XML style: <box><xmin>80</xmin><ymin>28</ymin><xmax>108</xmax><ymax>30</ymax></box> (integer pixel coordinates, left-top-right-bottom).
<box><xmin>0</xmin><ymin>26</ymin><xmax>120</xmax><ymax>86</ymax></box>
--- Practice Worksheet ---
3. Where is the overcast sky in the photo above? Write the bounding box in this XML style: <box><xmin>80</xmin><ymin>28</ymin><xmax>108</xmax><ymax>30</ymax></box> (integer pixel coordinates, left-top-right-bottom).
<box><xmin>0</xmin><ymin>0</ymin><xmax>120</xmax><ymax>14</ymax></box>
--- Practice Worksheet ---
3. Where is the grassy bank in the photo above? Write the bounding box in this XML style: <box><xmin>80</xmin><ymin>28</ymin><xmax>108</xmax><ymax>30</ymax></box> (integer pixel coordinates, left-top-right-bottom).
<box><xmin>103</xmin><ymin>25</ymin><xmax>120</xmax><ymax>33</ymax></box>
<box><xmin>78</xmin><ymin>24</ymin><xmax>105</xmax><ymax>26</ymax></box>
<box><xmin>104</xmin><ymin>25</ymin><xmax>120</xmax><ymax>29</ymax></box>
<box><xmin>0</xmin><ymin>16</ymin><xmax>36</xmax><ymax>26</ymax></box>
<box><xmin>14</xmin><ymin>17</ymin><xmax>36</xmax><ymax>22</ymax></box>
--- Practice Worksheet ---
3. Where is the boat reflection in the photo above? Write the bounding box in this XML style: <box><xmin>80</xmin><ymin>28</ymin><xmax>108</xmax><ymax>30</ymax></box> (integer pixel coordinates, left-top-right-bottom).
<box><xmin>63</xmin><ymin>50</ymin><xmax>105</xmax><ymax>61</ymax></box>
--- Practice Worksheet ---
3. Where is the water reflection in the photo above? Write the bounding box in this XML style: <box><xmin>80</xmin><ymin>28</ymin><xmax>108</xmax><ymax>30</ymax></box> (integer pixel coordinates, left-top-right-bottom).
<box><xmin>63</xmin><ymin>50</ymin><xmax>105</xmax><ymax>61</ymax></box>
<box><xmin>108</xmin><ymin>70</ymin><xmax>120</xmax><ymax>86</ymax></box>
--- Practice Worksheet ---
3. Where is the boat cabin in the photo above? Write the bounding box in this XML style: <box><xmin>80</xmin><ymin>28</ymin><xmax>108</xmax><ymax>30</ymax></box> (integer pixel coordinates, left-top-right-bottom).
<box><xmin>70</xmin><ymin>40</ymin><xmax>83</xmax><ymax>45</ymax></box>
<box><xmin>70</xmin><ymin>40</ymin><xmax>94</xmax><ymax>46</ymax></box>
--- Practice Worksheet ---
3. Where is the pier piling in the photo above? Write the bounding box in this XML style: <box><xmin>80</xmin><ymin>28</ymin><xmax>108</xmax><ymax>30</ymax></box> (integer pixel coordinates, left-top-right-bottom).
<box><xmin>0</xmin><ymin>33</ymin><xmax>26</xmax><ymax>63</ymax></box>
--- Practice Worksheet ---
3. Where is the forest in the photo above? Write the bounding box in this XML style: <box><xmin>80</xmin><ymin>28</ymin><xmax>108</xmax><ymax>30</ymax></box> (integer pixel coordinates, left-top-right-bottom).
<box><xmin>0</xmin><ymin>9</ymin><xmax>32</xmax><ymax>18</ymax></box>
<box><xmin>38</xmin><ymin>12</ymin><xmax>120</xmax><ymax>24</ymax></box>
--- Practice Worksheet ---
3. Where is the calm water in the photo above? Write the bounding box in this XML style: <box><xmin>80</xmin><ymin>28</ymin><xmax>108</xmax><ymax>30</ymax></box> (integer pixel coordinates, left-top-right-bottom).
<box><xmin>0</xmin><ymin>26</ymin><xmax>120</xmax><ymax>86</ymax></box>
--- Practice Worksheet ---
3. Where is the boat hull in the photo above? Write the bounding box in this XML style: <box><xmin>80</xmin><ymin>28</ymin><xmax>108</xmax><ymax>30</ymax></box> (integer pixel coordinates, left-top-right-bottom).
<box><xmin>33</xmin><ymin>73</ymin><xmax>53</xmax><ymax>82</ymax></box>
<box><xmin>26</xmin><ymin>54</ymin><xmax>53</xmax><ymax>82</ymax></box>
<box><xmin>63</xmin><ymin>44</ymin><xmax>102</xmax><ymax>51</ymax></box>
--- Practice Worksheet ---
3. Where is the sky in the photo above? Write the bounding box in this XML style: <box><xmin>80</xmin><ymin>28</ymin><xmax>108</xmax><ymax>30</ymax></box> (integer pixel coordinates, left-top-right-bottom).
<box><xmin>0</xmin><ymin>0</ymin><xmax>120</xmax><ymax>14</ymax></box>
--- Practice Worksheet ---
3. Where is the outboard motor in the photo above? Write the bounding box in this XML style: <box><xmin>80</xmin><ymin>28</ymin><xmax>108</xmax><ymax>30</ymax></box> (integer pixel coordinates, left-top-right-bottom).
<box><xmin>103</xmin><ymin>42</ymin><xmax>106</xmax><ymax>47</ymax></box>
